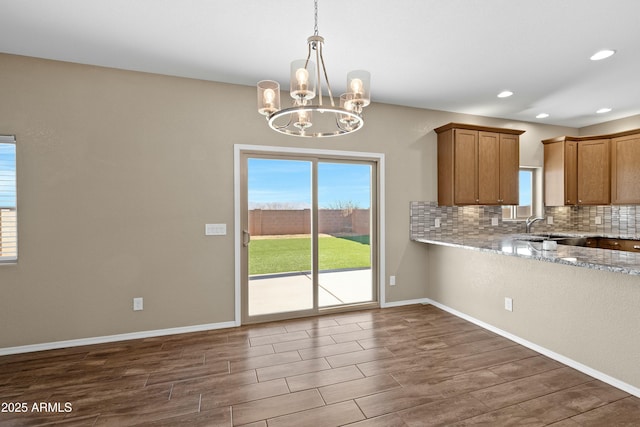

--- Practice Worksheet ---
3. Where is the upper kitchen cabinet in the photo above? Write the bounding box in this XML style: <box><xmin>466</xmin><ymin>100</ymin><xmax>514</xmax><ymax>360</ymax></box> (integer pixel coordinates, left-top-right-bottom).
<box><xmin>436</xmin><ymin>123</ymin><xmax>524</xmax><ymax>206</ymax></box>
<box><xmin>577</xmin><ymin>139</ymin><xmax>610</xmax><ymax>205</ymax></box>
<box><xmin>544</xmin><ymin>128</ymin><xmax>640</xmax><ymax>206</ymax></box>
<box><xmin>611</xmin><ymin>132</ymin><xmax>640</xmax><ymax>204</ymax></box>
<box><xmin>543</xmin><ymin>136</ymin><xmax>610</xmax><ymax>206</ymax></box>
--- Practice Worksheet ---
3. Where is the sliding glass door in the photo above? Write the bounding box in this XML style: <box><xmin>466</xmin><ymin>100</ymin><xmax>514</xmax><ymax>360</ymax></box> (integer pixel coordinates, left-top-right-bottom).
<box><xmin>240</xmin><ymin>152</ymin><xmax>377</xmax><ymax>323</ymax></box>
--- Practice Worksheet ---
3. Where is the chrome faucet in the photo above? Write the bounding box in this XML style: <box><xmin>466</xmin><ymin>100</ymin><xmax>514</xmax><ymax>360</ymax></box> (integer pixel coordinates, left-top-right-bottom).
<box><xmin>525</xmin><ymin>215</ymin><xmax>545</xmax><ymax>233</ymax></box>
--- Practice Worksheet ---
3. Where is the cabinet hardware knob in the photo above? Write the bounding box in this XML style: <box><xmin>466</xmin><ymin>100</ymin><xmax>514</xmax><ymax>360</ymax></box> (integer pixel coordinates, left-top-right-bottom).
<box><xmin>633</xmin><ymin>245</ymin><xmax>640</xmax><ymax>250</ymax></box>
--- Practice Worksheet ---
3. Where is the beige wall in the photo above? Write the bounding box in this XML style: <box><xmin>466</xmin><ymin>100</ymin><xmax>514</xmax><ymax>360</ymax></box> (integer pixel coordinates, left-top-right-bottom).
<box><xmin>426</xmin><ymin>244</ymin><xmax>640</xmax><ymax>389</ymax></box>
<box><xmin>579</xmin><ymin>114</ymin><xmax>640</xmax><ymax>136</ymax></box>
<box><xmin>0</xmin><ymin>53</ymin><xmax>576</xmax><ymax>348</ymax></box>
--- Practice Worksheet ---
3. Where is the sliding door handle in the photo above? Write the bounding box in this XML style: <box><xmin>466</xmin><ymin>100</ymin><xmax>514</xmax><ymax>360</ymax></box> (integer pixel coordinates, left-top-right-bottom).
<box><xmin>242</xmin><ymin>229</ymin><xmax>251</xmax><ymax>247</ymax></box>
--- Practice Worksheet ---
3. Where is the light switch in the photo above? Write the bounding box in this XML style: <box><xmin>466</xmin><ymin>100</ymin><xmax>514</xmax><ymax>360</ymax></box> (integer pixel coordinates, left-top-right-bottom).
<box><xmin>205</xmin><ymin>224</ymin><xmax>227</xmax><ymax>236</ymax></box>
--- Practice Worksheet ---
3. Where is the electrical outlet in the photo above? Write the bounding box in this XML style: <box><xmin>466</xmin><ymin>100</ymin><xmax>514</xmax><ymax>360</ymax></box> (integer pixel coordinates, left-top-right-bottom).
<box><xmin>595</xmin><ymin>216</ymin><xmax>602</xmax><ymax>225</ymax></box>
<box><xmin>491</xmin><ymin>217</ymin><xmax>499</xmax><ymax>226</ymax></box>
<box><xmin>547</xmin><ymin>216</ymin><xmax>554</xmax><ymax>225</ymax></box>
<box><xmin>434</xmin><ymin>218</ymin><xmax>441</xmax><ymax>228</ymax></box>
<box><xmin>390</xmin><ymin>276</ymin><xmax>396</xmax><ymax>286</ymax></box>
<box><xmin>133</xmin><ymin>297</ymin><xmax>143</xmax><ymax>311</ymax></box>
<box><xmin>504</xmin><ymin>297</ymin><xmax>513</xmax><ymax>312</ymax></box>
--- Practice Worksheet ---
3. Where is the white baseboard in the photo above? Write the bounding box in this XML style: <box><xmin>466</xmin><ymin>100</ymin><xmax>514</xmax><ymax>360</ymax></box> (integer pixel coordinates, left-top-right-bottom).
<box><xmin>0</xmin><ymin>320</ymin><xmax>239</xmax><ymax>356</ymax></box>
<box><xmin>422</xmin><ymin>298</ymin><xmax>640</xmax><ymax>399</ymax></box>
<box><xmin>381</xmin><ymin>298</ymin><xmax>431</xmax><ymax>308</ymax></box>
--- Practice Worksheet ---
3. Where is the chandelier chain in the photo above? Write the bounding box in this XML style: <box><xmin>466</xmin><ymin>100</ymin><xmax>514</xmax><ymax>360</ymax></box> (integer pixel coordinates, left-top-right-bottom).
<box><xmin>313</xmin><ymin>0</ymin><xmax>319</xmax><ymax>36</ymax></box>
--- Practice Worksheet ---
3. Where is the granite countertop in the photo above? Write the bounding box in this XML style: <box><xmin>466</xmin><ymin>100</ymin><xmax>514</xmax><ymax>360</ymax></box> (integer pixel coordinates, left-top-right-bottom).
<box><xmin>413</xmin><ymin>232</ymin><xmax>640</xmax><ymax>276</ymax></box>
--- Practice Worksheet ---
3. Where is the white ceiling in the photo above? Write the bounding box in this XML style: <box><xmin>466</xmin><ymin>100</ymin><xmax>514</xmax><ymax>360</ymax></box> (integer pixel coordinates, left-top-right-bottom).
<box><xmin>2</xmin><ymin>0</ymin><xmax>640</xmax><ymax>128</ymax></box>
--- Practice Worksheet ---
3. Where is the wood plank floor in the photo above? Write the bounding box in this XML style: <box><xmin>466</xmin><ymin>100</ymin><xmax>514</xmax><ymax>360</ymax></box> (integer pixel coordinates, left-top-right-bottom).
<box><xmin>1</xmin><ymin>304</ymin><xmax>639</xmax><ymax>426</ymax></box>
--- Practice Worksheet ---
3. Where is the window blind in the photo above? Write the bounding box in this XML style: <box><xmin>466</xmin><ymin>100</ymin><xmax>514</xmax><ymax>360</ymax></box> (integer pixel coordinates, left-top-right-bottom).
<box><xmin>0</xmin><ymin>135</ymin><xmax>17</xmax><ymax>262</ymax></box>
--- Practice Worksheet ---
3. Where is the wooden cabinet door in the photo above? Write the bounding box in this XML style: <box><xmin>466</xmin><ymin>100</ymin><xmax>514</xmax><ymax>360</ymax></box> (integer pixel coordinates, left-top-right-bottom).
<box><xmin>599</xmin><ymin>238</ymin><xmax>621</xmax><ymax>250</ymax></box>
<box><xmin>564</xmin><ymin>141</ymin><xmax>578</xmax><ymax>205</ymax></box>
<box><xmin>499</xmin><ymin>133</ymin><xmax>520</xmax><ymax>205</ymax></box>
<box><xmin>619</xmin><ymin>240</ymin><xmax>640</xmax><ymax>252</ymax></box>
<box><xmin>577</xmin><ymin>139</ymin><xmax>610</xmax><ymax>205</ymax></box>
<box><xmin>478</xmin><ymin>132</ymin><xmax>519</xmax><ymax>205</ymax></box>
<box><xmin>544</xmin><ymin>141</ymin><xmax>567</xmax><ymax>206</ymax></box>
<box><xmin>611</xmin><ymin>134</ymin><xmax>640</xmax><ymax>204</ymax></box>
<box><xmin>478</xmin><ymin>132</ymin><xmax>500</xmax><ymax>204</ymax></box>
<box><xmin>453</xmin><ymin>129</ymin><xmax>478</xmax><ymax>204</ymax></box>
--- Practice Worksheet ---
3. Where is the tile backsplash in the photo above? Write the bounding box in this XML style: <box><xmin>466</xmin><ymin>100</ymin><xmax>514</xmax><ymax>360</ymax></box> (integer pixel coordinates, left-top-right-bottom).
<box><xmin>410</xmin><ymin>201</ymin><xmax>640</xmax><ymax>239</ymax></box>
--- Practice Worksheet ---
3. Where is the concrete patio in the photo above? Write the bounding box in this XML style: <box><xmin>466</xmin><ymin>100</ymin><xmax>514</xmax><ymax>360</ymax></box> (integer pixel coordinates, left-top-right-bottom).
<box><xmin>248</xmin><ymin>268</ymin><xmax>373</xmax><ymax>316</ymax></box>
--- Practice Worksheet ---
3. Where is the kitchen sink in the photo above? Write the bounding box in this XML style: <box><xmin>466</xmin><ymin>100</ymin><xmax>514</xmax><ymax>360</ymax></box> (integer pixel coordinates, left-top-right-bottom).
<box><xmin>514</xmin><ymin>235</ymin><xmax>546</xmax><ymax>242</ymax></box>
<box><xmin>515</xmin><ymin>234</ymin><xmax>587</xmax><ymax>247</ymax></box>
<box><xmin>553</xmin><ymin>237</ymin><xmax>587</xmax><ymax>247</ymax></box>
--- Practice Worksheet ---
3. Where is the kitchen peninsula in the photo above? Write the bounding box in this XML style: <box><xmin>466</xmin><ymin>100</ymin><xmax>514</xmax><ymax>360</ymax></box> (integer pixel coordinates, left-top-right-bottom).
<box><xmin>411</xmin><ymin>202</ymin><xmax>640</xmax><ymax>397</ymax></box>
<box><xmin>412</xmin><ymin>232</ymin><xmax>640</xmax><ymax>276</ymax></box>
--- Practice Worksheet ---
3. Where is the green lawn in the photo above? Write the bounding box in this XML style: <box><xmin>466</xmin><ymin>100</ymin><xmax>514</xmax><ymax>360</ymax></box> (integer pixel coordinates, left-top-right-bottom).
<box><xmin>249</xmin><ymin>236</ymin><xmax>371</xmax><ymax>275</ymax></box>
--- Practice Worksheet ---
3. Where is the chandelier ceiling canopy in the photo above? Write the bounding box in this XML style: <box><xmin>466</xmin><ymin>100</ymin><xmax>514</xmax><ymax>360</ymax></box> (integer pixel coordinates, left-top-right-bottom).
<box><xmin>257</xmin><ymin>0</ymin><xmax>370</xmax><ymax>138</ymax></box>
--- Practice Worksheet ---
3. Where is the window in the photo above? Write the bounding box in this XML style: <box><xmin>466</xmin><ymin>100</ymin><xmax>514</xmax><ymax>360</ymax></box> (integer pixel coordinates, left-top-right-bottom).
<box><xmin>0</xmin><ymin>135</ymin><xmax>17</xmax><ymax>263</ymax></box>
<box><xmin>502</xmin><ymin>167</ymin><xmax>540</xmax><ymax>220</ymax></box>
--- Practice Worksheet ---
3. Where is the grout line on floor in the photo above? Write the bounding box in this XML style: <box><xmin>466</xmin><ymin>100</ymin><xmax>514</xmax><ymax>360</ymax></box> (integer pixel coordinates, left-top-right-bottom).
<box><xmin>352</xmin><ymin>397</ymin><xmax>368</xmax><ymax>421</ymax></box>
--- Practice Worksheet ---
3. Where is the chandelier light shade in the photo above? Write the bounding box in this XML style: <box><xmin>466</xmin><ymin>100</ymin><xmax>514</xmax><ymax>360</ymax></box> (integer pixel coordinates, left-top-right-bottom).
<box><xmin>346</xmin><ymin>70</ymin><xmax>371</xmax><ymax>109</ymax></box>
<box><xmin>290</xmin><ymin>59</ymin><xmax>316</xmax><ymax>100</ymax></box>
<box><xmin>257</xmin><ymin>0</ymin><xmax>370</xmax><ymax>138</ymax></box>
<box><xmin>257</xmin><ymin>80</ymin><xmax>281</xmax><ymax>115</ymax></box>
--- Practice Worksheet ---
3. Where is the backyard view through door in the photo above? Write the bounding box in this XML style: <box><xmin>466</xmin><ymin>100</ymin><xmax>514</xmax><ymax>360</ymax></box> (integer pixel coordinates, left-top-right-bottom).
<box><xmin>245</xmin><ymin>156</ymin><xmax>374</xmax><ymax>321</ymax></box>
<box><xmin>317</xmin><ymin>162</ymin><xmax>373</xmax><ymax>307</ymax></box>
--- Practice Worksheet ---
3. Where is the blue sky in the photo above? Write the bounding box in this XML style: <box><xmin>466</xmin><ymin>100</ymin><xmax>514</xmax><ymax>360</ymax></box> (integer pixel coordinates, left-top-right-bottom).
<box><xmin>519</xmin><ymin>169</ymin><xmax>532</xmax><ymax>206</ymax></box>
<box><xmin>248</xmin><ymin>158</ymin><xmax>371</xmax><ymax>209</ymax></box>
<box><xmin>0</xmin><ymin>143</ymin><xmax>17</xmax><ymax>208</ymax></box>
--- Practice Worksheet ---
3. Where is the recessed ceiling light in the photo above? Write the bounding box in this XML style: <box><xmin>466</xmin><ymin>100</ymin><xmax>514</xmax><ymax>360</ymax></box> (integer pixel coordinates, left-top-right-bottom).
<box><xmin>536</xmin><ymin>113</ymin><xmax>549</xmax><ymax>119</ymax></box>
<box><xmin>590</xmin><ymin>49</ymin><xmax>616</xmax><ymax>61</ymax></box>
<box><xmin>497</xmin><ymin>91</ymin><xmax>514</xmax><ymax>98</ymax></box>
<box><xmin>596</xmin><ymin>108</ymin><xmax>612</xmax><ymax>114</ymax></box>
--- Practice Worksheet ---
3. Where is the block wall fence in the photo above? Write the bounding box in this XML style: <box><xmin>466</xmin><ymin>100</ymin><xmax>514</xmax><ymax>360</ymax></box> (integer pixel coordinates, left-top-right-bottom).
<box><xmin>249</xmin><ymin>209</ymin><xmax>370</xmax><ymax>236</ymax></box>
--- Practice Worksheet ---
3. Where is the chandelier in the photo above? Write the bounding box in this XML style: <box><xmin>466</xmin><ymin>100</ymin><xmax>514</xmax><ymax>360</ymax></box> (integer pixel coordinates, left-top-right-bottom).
<box><xmin>257</xmin><ymin>0</ymin><xmax>371</xmax><ymax>138</ymax></box>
